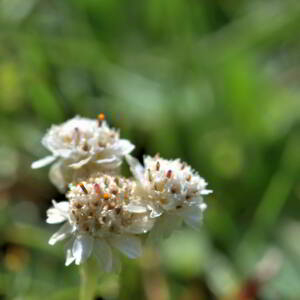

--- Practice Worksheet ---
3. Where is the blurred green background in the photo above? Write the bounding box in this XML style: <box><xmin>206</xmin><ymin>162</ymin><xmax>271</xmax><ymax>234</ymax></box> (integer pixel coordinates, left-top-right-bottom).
<box><xmin>1</xmin><ymin>0</ymin><xmax>300</xmax><ymax>299</ymax></box>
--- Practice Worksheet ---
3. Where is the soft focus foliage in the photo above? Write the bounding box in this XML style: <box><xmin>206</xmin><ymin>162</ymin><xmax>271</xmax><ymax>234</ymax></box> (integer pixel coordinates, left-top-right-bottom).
<box><xmin>1</xmin><ymin>0</ymin><xmax>300</xmax><ymax>299</ymax></box>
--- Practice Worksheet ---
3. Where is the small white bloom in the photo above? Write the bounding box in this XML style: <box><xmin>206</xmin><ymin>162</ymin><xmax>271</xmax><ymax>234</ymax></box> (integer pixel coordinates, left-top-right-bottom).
<box><xmin>47</xmin><ymin>174</ymin><xmax>153</xmax><ymax>270</ymax></box>
<box><xmin>32</xmin><ymin>116</ymin><xmax>134</xmax><ymax>191</ymax></box>
<box><xmin>126</xmin><ymin>154</ymin><xmax>212</xmax><ymax>240</ymax></box>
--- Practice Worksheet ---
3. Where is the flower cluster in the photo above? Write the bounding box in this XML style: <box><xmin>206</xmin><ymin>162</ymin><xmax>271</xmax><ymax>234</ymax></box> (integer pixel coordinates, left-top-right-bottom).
<box><xmin>32</xmin><ymin>115</ymin><xmax>212</xmax><ymax>270</ymax></box>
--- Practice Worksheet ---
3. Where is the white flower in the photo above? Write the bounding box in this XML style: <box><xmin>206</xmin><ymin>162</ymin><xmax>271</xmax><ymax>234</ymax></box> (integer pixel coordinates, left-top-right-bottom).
<box><xmin>126</xmin><ymin>154</ymin><xmax>212</xmax><ymax>241</ymax></box>
<box><xmin>32</xmin><ymin>116</ymin><xmax>134</xmax><ymax>191</ymax></box>
<box><xmin>47</xmin><ymin>174</ymin><xmax>153</xmax><ymax>271</ymax></box>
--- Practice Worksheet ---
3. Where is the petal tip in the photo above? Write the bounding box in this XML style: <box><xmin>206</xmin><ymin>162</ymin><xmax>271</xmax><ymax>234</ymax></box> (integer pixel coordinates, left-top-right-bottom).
<box><xmin>31</xmin><ymin>156</ymin><xmax>56</xmax><ymax>169</ymax></box>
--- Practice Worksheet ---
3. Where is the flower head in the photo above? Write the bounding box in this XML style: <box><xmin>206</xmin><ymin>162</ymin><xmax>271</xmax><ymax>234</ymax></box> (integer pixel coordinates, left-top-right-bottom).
<box><xmin>47</xmin><ymin>174</ymin><xmax>153</xmax><ymax>270</ymax></box>
<box><xmin>34</xmin><ymin>115</ymin><xmax>213</xmax><ymax>270</ymax></box>
<box><xmin>32</xmin><ymin>115</ymin><xmax>134</xmax><ymax>191</ymax></box>
<box><xmin>126</xmin><ymin>154</ymin><xmax>212</xmax><ymax>239</ymax></box>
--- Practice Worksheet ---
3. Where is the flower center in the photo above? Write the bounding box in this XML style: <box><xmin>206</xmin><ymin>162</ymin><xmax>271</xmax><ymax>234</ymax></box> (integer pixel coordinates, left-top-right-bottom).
<box><xmin>67</xmin><ymin>176</ymin><xmax>135</xmax><ymax>234</ymax></box>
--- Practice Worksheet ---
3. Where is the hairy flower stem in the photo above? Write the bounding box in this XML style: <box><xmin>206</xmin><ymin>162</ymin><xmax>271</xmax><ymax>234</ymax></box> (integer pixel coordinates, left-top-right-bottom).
<box><xmin>80</xmin><ymin>257</ymin><xmax>99</xmax><ymax>300</ymax></box>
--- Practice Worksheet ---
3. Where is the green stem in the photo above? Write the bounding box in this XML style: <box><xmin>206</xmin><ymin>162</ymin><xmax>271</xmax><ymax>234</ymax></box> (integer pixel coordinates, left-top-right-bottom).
<box><xmin>80</xmin><ymin>257</ymin><xmax>99</xmax><ymax>300</ymax></box>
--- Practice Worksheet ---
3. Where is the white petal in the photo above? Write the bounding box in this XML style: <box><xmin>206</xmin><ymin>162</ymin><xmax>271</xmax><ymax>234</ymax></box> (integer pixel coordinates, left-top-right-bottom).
<box><xmin>49</xmin><ymin>222</ymin><xmax>73</xmax><ymax>245</ymax></box>
<box><xmin>124</xmin><ymin>216</ymin><xmax>154</xmax><ymax>234</ymax></box>
<box><xmin>46</xmin><ymin>208</ymin><xmax>67</xmax><ymax>224</ymax></box>
<box><xmin>95</xmin><ymin>156</ymin><xmax>118</xmax><ymax>164</ymax></box>
<box><xmin>124</xmin><ymin>203</ymin><xmax>147</xmax><ymax>213</ymax></box>
<box><xmin>119</xmin><ymin>139</ymin><xmax>135</xmax><ymax>155</ymax></box>
<box><xmin>94</xmin><ymin>239</ymin><xmax>113</xmax><ymax>272</ymax></box>
<box><xmin>49</xmin><ymin>161</ymin><xmax>68</xmax><ymax>193</ymax></box>
<box><xmin>148</xmin><ymin>204</ymin><xmax>163</xmax><ymax>218</ymax></box>
<box><xmin>55</xmin><ymin>149</ymin><xmax>73</xmax><ymax>159</ymax></box>
<box><xmin>199</xmin><ymin>203</ymin><xmax>207</xmax><ymax>211</ymax></box>
<box><xmin>31</xmin><ymin>155</ymin><xmax>56</xmax><ymax>169</ymax></box>
<box><xmin>178</xmin><ymin>205</ymin><xmax>206</xmax><ymax>230</ymax></box>
<box><xmin>64</xmin><ymin>238</ymin><xmax>76</xmax><ymax>266</ymax></box>
<box><xmin>47</xmin><ymin>200</ymin><xmax>69</xmax><ymax>224</ymax></box>
<box><xmin>65</xmin><ymin>248</ymin><xmax>75</xmax><ymax>266</ymax></box>
<box><xmin>125</xmin><ymin>155</ymin><xmax>145</xmax><ymax>184</ymax></box>
<box><xmin>69</xmin><ymin>156</ymin><xmax>92</xmax><ymax>169</ymax></box>
<box><xmin>147</xmin><ymin>214</ymin><xmax>182</xmax><ymax>244</ymax></box>
<box><xmin>96</xmin><ymin>158</ymin><xmax>122</xmax><ymax>171</ymax></box>
<box><xmin>183</xmin><ymin>216</ymin><xmax>202</xmax><ymax>230</ymax></box>
<box><xmin>72</xmin><ymin>235</ymin><xmax>94</xmax><ymax>265</ymax></box>
<box><xmin>52</xmin><ymin>200</ymin><xmax>69</xmax><ymax>213</ymax></box>
<box><xmin>201</xmin><ymin>189</ymin><xmax>213</xmax><ymax>195</ymax></box>
<box><xmin>109</xmin><ymin>234</ymin><xmax>141</xmax><ymax>259</ymax></box>
<box><xmin>109</xmin><ymin>140</ymin><xmax>135</xmax><ymax>156</ymax></box>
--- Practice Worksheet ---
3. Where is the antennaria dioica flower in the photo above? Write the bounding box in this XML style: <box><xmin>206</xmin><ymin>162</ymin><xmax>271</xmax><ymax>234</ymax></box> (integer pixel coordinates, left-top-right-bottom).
<box><xmin>47</xmin><ymin>174</ymin><xmax>154</xmax><ymax>270</ymax></box>
<box><xmin>32</xmin><ymin>114</ymin><xmax>212</xmax><ymax>299</ymax></box>
<box><xmin>32</xmin><ymin>115</ymin><xmax>134</xmax><ymax>192</ymax></box>
<box><xmin>126</xmin><ymin>154</ymin><xmax>211</xmax><ymax>241</ymax></box>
